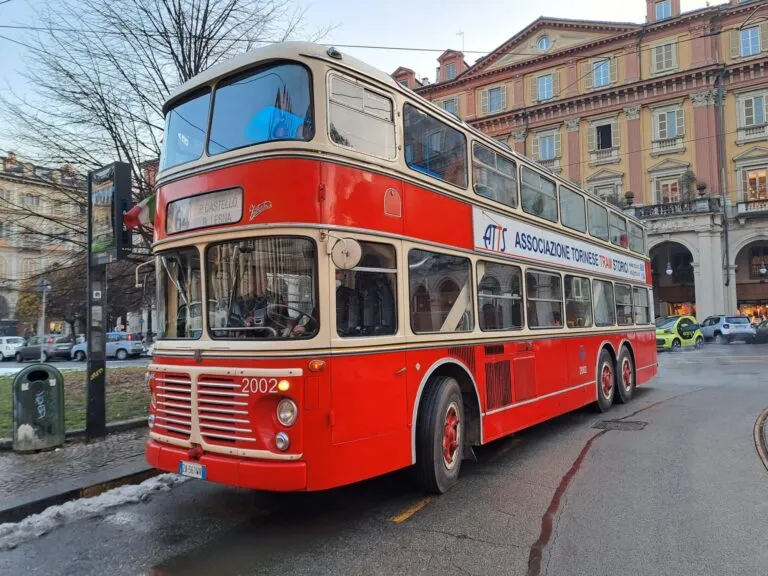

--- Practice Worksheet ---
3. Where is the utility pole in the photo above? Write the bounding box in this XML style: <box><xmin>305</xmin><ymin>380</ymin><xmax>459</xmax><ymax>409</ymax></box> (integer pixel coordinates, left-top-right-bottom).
<box><xmin>715</xmin><ymin>66</ymin><xmax>730</xmax><ymax>310</ymax></box>
<box><xmin>38</xmin><ymin>279</ymin><xmax>51</xmax><ymax>362</ymax></box>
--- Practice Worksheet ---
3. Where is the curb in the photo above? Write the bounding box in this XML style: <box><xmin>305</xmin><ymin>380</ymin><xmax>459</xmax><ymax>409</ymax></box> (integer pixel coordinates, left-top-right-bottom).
<box><xmin>0</xmin><ymin>455</ymin><xmax>157</xmax><ymax>524</ymax></box>
<box><xmin>753</xmin><ymin>407</ymin><xmax>768</xmax><ymax>474</ymax></box>
<box><xmin>0</xmin><ymin>417</ymin><xmax>147</xmax><ymax>451</ymax></box>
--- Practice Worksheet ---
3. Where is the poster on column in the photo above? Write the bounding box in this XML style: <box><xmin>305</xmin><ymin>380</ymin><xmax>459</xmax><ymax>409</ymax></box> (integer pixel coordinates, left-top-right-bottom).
<box><xmin>472</xmin><ymin>206</ymin><xmax>647</xmax><ymax>283</ymax></box>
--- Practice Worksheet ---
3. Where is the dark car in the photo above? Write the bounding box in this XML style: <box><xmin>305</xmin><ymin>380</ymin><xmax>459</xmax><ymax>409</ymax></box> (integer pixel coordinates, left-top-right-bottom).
<box><xmin>753</xmin><ymin>320</ymin><xmax>768</xmax><ymax>344</ymax></box>
<box><xmin>15</xmin><ymin>334</ymin><xmax>74</xmax><ymax>362</ymax></box>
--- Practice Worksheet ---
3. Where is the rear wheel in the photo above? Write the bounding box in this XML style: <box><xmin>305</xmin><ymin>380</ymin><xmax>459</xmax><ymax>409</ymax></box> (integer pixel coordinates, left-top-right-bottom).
<box><xmin>615</xmin><ymin>347</ymin><xmax>635</xmax><ymax>404</ymax></box>
<box><xmin>0</xmin><ymin>352</ymin><xmax>4</xmax><ymax>362</ymax></box>
<box><xmin>714</xmin><ymin>332</ymin><xmax>724</xmax><ymax>344</ymax></box>
<box><xmin>116</xmin><ymin>349</ymin><xmax>128</xmax><ymax>361</ymax></box>
<box><xmin>415</xmin><ymin>376</ymin><xmax>464</xmax><ymax>494</ymax></box>
<box><xmin>595</xmin><ymin>349</ymin><xmax>615</xmax><ymax>412</ymax></box>
<box><xmin>671</xmin><ymin>338</ymin><xmax>681</xmax><ymax>351</ymax></box>
<box><xmin>42</xmin><ymin>351</ymin><xmax>49</xmax><ymax>362</ymax></box>
<box><xmin>75</xmin><ymin>350</ymin><xmax>86</xmax><ymax>362</ymax></box>
<box><xmin>15</xmin><ymin>352</ymin><xmax>22</xmax><ymax>363</ymax></box>
<box><xmin>694</xmin><ymin>336</ymin><xmax>704</xmax><ymax>349</ymax></box>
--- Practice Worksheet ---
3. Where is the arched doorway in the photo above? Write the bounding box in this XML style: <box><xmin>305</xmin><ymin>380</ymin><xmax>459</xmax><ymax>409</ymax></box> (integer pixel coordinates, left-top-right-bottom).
<box><xmin>734</xmin><ymin>240</ymin><xmax>768</xmax><ymax>322</ymax></box>
<box><xmin>649</xmin><ymin>241</ymin><xmax>696</xmax><ymax>318</ymax></box>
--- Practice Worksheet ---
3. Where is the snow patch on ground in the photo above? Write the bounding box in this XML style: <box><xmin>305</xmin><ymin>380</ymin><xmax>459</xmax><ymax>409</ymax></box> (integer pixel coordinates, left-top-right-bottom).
<box><xmin>0</xmin><ymin>474</ymin><xmax>188</xmax><ymax>550</ymax></box>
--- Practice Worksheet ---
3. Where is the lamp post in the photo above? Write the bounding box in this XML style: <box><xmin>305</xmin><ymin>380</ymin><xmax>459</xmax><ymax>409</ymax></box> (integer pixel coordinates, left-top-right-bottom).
<box><xmin>38</xmin><ymin>279</ymin><xmax>51</xmax><ymax>363</ymax></box>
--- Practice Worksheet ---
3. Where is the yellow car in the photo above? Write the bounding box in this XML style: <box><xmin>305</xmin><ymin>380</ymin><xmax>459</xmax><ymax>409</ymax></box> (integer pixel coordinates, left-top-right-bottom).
<box><xmin>655</xmin><ymin>315</ymin><xmax>704</xmax><ymax>351</ymax></box>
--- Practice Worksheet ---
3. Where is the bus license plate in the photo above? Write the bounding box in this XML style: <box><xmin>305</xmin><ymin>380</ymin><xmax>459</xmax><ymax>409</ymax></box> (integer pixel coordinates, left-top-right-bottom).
<box><xmin>178</xmin><ymin>461</ymin><xmax>206</xmax><ymax>480</ymax></box>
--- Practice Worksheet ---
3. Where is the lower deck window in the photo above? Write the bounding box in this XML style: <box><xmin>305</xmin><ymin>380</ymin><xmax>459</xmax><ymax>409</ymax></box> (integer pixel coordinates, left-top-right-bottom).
<box><xmin>633</xmin><ymin>286</ymin><xmax>650</xmax><ymax>324</ymax></box>
<box><xmin>336</xmin><ymin>241</ymin><xmax>397</xmax><ymax>337</ymax></box>
<box><xmin>593</xmin><ymin>279</ymin><xmax>615</xmax><ymax>327</ymax></box>
<box><xmin>526</xmin><ymin>270</ymin><xmax>563</xmax><ymax>328</ymax></box>
<box><xmin>614</xmin><ymin>284</ymin><xmax>634</xmax><ymax>325</ymax></box>
<box><xmin>409</xmin><ymin>249</ymin><xmax>473</xmax><ymax>333</ymax></box>
<box><xmin>565</xmin><ymin>275</ymin><xmax>593</xmax><ymax>328</ymax></box>
<box><xmin>477</xmin><ymin>261</ymin><xmax>523</xmax><ymax>331</ymax></box>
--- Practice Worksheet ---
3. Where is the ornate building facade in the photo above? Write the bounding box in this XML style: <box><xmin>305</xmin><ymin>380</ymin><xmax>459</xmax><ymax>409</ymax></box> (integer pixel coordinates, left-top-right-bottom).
<box><xmin>395</xmin><ymin>0</ymin><xmax>768</xmax><ymax>320</ymax></box>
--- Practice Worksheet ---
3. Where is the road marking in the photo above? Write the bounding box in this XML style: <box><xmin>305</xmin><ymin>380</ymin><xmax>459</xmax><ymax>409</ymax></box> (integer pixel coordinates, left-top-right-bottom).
<box><xmin>390</xmin><ymin>497</ymin><xmax>432</xmax><ymax>523</ymax></box>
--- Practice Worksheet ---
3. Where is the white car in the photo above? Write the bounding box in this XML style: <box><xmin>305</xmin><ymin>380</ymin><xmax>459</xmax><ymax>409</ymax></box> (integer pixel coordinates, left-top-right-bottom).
<box><xmin>0</xmin><ymin>336</ymin><xmax>26</xmax><ymax>361</ymax></box>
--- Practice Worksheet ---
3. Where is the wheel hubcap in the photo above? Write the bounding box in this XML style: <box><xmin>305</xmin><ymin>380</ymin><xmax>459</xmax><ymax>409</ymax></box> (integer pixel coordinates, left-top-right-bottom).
<box><xmin>601</xmin><ymin>364</ymin><xmax>613</xmax><ymax>399</ymax></box>
<box><xmin>622</xmin><ymin>359</ymin><xmax>632</xmax><ymax>390</ymax></box>
<box><xmin>442</xmin><ymin>402</ymin><xmax>461</xmax><ymax>470</ymax></box>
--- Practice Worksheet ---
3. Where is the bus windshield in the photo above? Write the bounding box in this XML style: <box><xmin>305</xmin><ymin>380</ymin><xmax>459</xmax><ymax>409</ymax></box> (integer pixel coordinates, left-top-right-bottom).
<box><xmin>206</xmin><ymin>236</ymin><xmax>318</xmax><ymax>340</ymax></box>
<box><xmin>157</xmin><ymin>248</ymin><xmax>203</xmax><ymax>339</ymax></box>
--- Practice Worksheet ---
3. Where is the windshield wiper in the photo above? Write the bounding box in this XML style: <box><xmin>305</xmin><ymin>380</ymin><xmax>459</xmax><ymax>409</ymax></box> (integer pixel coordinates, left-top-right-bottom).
<box><xmin>160</xmin><ymin>256</ymin><xmax>189</xmax><ymax>307</ymax></box>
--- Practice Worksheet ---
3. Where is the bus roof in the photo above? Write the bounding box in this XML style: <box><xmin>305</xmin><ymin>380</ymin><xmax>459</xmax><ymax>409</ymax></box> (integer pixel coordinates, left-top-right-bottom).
<box><xmin>165</xmin><ymin>41</ymin><xmax>401</xmax><ymax>113</ymax></box>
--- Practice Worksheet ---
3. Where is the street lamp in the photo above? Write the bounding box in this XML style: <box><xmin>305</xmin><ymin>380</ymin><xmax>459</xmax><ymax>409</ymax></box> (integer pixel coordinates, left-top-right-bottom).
<box><xmin>760</xmin><ymin>261</ymin><xmax>767</xmax><ymax>276</ymax></box>
<box><xmin>665</xmin><ymin>262</ymin><xmax>673</xmax><ymax>276</ymax></box>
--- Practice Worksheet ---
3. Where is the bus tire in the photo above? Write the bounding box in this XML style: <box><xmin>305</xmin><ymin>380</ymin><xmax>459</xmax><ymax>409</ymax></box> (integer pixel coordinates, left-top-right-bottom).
<box><xmin>595</xmin><ymin>348</ymin><xmax>615</xmax><ymax>413</ymax></box>
<box><xmin>415</xmin><ymin>376</ymin><xmax>464</xmax><ymax>494</ymax></box>
<box><xmin>615</xmin><ymin>346</ymin><xmax>635</xmax><ymax>404</ymax></box>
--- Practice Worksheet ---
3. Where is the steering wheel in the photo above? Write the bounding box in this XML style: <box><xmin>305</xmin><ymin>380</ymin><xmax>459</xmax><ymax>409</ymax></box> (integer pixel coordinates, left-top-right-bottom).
<box><xmin>267</xmin><ymin>303</ymin><xmax>316</xmax><ymax>331</ymax></box>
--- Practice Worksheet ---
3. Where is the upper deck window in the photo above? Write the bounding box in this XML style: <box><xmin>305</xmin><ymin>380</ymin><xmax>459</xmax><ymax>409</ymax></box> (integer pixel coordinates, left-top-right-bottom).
<box><xmin>403</xmin><ymin>104</ymin><xmax>467</xmax><ymax>188</ymax></box>
<box><xmin>208</xmin><ymin>63</ymin><xmax>312</xmax><ymax>156</ymax></box>
<box><xmin>160</xmin><ymin>89</ymin><xmax>211</xmax><ymax>171</ymax></box>
<box><xmin>328</xmin><ymin>75</ymin><xmax>396</xmax><ymax>160</ymax></box>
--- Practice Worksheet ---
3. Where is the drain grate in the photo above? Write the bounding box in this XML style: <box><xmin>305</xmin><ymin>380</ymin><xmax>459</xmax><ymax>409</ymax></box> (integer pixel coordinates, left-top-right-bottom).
<box><xmin>593</xmin><ymin>420</ymin><xmax>647</xmax><ymax>431</ymax></box>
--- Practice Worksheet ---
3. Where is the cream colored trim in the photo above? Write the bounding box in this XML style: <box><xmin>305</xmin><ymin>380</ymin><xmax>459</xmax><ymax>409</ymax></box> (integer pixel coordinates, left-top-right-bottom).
<box><xmin>150</xmin><ymin>363</ymin><xmax>303</xmax><ymax>460</ymax></box>
<box><xmin>484</xmin><ymin>381</ymin><xmax>593</xmax><ymax>416</ymax></box>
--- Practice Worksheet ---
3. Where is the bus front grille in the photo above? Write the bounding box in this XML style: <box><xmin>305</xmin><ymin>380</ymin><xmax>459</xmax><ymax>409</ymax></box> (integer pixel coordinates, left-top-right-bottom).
<box><xmin>197</xmin><ymin>375</ymin><xmax>256</xmax><ymax>445</ymax></box>
<box><xmin>153</xmin><ymin>373</ymin><xmax>193</xmax><ymax>439</ymax></box>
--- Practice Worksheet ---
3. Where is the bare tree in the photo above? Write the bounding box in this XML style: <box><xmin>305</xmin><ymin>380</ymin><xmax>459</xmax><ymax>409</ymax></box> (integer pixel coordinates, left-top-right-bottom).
<box><xmin>1</xmin><ymin>0</ymin><xmax>331</xmax><ymax>249</ymax></box>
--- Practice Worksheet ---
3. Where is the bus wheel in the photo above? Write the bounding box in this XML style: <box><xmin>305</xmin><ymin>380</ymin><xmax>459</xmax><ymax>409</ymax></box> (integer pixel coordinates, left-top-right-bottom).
<box><xmin>415</xmin><ymin>376</ymin><xmax>464</xmax><ymax>494</ymax></box>
<box><xmin>615</xmin><ymin>347</ymin><xmax>635</xmax><ymax>404</ymax></box>
<box><xmin>595</xmin><ymin>349</ymin><xmax>615</xmax><ymax>413</ymax></box>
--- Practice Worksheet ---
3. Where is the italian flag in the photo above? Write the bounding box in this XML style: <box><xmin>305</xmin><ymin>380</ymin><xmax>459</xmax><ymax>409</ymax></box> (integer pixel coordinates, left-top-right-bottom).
<box><xmin>124</xmin><ymin>193</ymin><xmax>155</xmax><ymax>229</ymax></box>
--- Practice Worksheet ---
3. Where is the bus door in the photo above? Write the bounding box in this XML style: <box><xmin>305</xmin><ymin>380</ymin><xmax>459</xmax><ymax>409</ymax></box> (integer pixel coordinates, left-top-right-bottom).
<box><xmin>329</xmin><ymin>238</ymin><xmax>407</xmax><ymax>445</ymax></box>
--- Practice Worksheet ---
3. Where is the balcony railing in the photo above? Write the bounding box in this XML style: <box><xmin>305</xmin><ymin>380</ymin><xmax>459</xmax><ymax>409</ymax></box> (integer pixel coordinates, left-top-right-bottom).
<box><xmin>536</xmin><ymin>158</ymin><xmax>561</xmax><ymax>173</ymax></box>
<box><xmin>737</xmin><ymin>199</ymin><xmax>768</xmax><ymax>215</ymax></box>
<box><xmin>651</xmin><ymin>136</ymin><xmax>684</xmax><ymax>155</ymax></box>
<box><xmin>589</xmin><ymin>147</ymin><xmax>619</xmax><ymax>166</ymax></box>
<box><xmin>737</xmin><ymin>124</ymin><xmax>768</xmax><ymax>143</ymax></box>
<box><xmin>629</xmin><ymin>196</ymin><xmax>722</xmax><ymax>219</ymax></box>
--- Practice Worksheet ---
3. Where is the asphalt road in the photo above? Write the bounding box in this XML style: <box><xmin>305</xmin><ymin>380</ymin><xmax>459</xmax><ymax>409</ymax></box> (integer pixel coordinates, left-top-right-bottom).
<box><xmin>2</xmin><ymin>343</ymin><xmax>768</xmax><ymax>575</ymax></box>
<box><xmin>0</xmin><ymin>356</ymin><xmax>149</xmax><ymax>376</ymax></box>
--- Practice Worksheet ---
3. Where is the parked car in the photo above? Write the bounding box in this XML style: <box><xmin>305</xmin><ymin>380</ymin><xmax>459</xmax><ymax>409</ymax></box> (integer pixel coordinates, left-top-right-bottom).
<box><xmin>70</xmin><ymin>332</ymin><xmax>144</xmax><ymax>361</ymax></box>
<box><xmin>655</xmin><ymin>316</ymin><xmax>704</xmax><ymax>351</ymax></box>
<box><xmin>700</xmin><ymin>315</ymin><xmax>756</xmax><ymax>344</ymax></box>
<box><xmin>15</xmin><ymin>334</ymin><xmax>74</xmax><ymax>362</ymax></box>
<box><xmin>753</xmin><ymin>320</ymin><xmax>768</xmax><ymax>344</ymax></box>
<box><xmin>0</xmin><ymin>336</ymin><xmax>26</xmax><ymax>361</ymax></box>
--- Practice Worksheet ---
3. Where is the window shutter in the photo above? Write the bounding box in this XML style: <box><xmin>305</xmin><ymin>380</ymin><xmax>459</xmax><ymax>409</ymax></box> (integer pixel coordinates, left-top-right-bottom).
<box><xmin>655</xmin><ymin>179</ymin><xmax>662</xmax><ymax>203</ymax></box>
<box><xmin>553</xmin><ymin>71</ymin><xmax>561</xmax><ymax>97</ymax></box>
<box><xmin>744</xmin><ymin>98</ymin><xmax>754</xmax><ymax>126</ymax></box>
<box><xmin>764</xmin><ymin>95</ymin><xmax>768</xmax><ymax>124</ymax></box>
<box><xmin>761</xmin><ymin>23</ymin><xmax>768</xmax><ymax>52</ymax></box>
<box><xmin>741</xmin><ymin>169</ymin><xmax>749</xmax><ymax>200</ymax></box>
<box><xmin>532</xmin><ymin>134</ymin><xmax>540</xmax><ymax>160</ymax></box>
<box><xmin>612</xmin><ymin>118</ymin><xmax>620</xmax><ymax>148</ymax></box>
<box><xmin>653</xmin><ymin>47</ymin><xmax>662</xmax><ymax>73</ymax></box>
<box><xmin>657</xmin><ymin>112</ymin><xmax>667</xmax><ymax>139</ymax></box>
<box><xmin>731</xmin><ymin>29</ymin><xmax>741</xmax><ymax>59</ymax></box>
<box><xmin>670</xmin><ymin>43</ymin><xmax>678</xmax><ymax>70</ymax></box>
<box><xmin>500</xmin><ymin>85</ymin><xmax>507</xmax><ymax>110</ymax></box>
<box><xmin>676</xmin><ymin>107</ymin><xmax>685</xmax><ymax>136</ymax></box>
<box><xmin>505</xmin><ymin>83</ymin><xmax>512</xmax><ymax>109</ymax></box>
<box><xmin>585</xmin><ymin>62</ymin><xmax>593</xmax><ymax>91</ymax></box>
<box><xmin>554</xmin><ymin>131</ymin><xmax>562</xmax><ymax>158</ymax></box>
<box><xmin>588</xmin><ymin>123</ymin><xmax>596</xmax><ymax>151</ymax></box>
<box><xmin>610</xmin><ymin>57</ymin><xmax>618</xmax><ymax>84</ymax></box>
<box><xmin>481</xmin><ymin>90</ymin><xmax>489</xmax><ymax>114</ymax></box>
<box><xmin>530</xmin><ymin>78</ymin><xmax>538</xmax><ymax>103</ymax></box>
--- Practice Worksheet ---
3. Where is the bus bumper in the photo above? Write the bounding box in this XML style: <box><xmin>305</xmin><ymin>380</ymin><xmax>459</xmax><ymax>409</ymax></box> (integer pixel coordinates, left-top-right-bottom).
<box><xmin>145</xmin><ymin>440</ymin><xmax>307</xmax><ymax>491</ymax></box>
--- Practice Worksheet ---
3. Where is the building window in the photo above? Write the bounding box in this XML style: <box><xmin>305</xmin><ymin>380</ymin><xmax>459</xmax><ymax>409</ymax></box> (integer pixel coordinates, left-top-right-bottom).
<box><xmin>597</xmin><ymin>124</ymin><xmax>613</xmax><ymax>150</ymax></box>
<box><xmin>655</xmin><ymin>108</ymin><xmax>684</xmax><ymax>140</ymax></box>
<box><xmin>329</xmin><ymin>75</ymin><xmax>396</xmax><ymax>160</ymax></box>
<box><xmin>0</xmin><ymin>222</ymin><xmax>5</xmax><ymax>238</ymax></box>
<box><xmin>441</xmin><ymin>98</ymin><xmax>458</xmax><ymax>115</ymax></box>
<box><xmin>537</xmin><ymin>35</ymin><xmax>551</xmax><ymax>51</ymax></box>
<box><xmin>741</xmin><ymin>26</ymin><xmax>761</xmax><ymax>57</ymax></box>
<box><xmin>526</xmin><ymin>270</ymin><xmax>563</xmax><ymax>329</ymax></box>
<box><xmin>22</xmin><ymin>194</ymin><xmax>40</xmax><ymax>208</ymax></box>
<box><xmin>656</xmin><ymin>0</ymin><xmax>671</xmax><ymax>20</ymax></box>
<box><xmin>749</xmin><ymin>246</ymin><xmax>768</xmax><ymax>278</ymax></box>
<box><xmin>408</xmin><ymin>249</ymin><xmax>473</xmax><ymax>333</ymax></box>
<box><xmin>488</xmin><ymin>87</ymin><xmax>504</xmax><ymax>113</ymax></box>
<box><xmin>445</xmin><ymin>62</ymin><xmax>457</xmax><ymax>81</ymax></box>
<box><xmin>539</xmin><ymin>134</ymin><xmax>555</xmax><ymax>161</ymax></box>
<box><xmin>477</xmin><ymin>261</ymin><xmax>523</xmax><ymax>331</ymax></box>
<box><xmin>594</xmin><ymin>184</ymin><xmax>619</xmax><ymax>205</ymax></box>
<box><xmin>593</xmin><ymin>60</ymin><xmax>610</xmax><ymax>88</ymax></box>
<box><xmin>398</xmin><ymin>79</ymin><xmax>408</xmax><ymax>88</ymax></box>
<box><xmin>658</xmin><ymin>178</ymin><xmax>681</xmax><ymax>203</ymax></box>
<box><xmin>742</xmin><ymin>168</ymin><xmax>768</xmax><ymax>202</ymax></box>
<box><xmin>22</xmin><ymin>259</ymin><xmax>38</xmax><ymax>279</ymax></box>
<box><xmin>652</xmin><ymin>42</ymin><xmax>676</xmax><ymax>73</ymax></box>
<box><xmin>538</xmin><ymin>74</ymin><xmax>553</xmax><ymax>101</ymax></box>
<box><xmin>742</xmin><ymin>94</ymin><xmax>766</xmax><ymax>127</ymax></box>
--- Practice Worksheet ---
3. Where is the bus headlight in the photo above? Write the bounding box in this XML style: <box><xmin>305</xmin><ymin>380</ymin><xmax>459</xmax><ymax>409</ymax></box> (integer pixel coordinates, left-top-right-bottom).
<box><xmin>276</xmin><ymin>399</ymin><xmax>298</xmax><ymax>427</ymax></box>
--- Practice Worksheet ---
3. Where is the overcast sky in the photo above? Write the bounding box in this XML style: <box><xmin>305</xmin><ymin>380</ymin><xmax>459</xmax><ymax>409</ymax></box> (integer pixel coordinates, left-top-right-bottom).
<box><xmin>0</xmin><ymin>0</ymin><xmax>715</xmax><ymax>154</ymax></box>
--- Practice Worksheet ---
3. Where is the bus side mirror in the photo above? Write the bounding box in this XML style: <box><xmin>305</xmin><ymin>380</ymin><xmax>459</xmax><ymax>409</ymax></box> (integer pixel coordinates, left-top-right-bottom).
<box><xmin>331</xmin><ymin>238</ymin><xmax>362</xmax><ymax>270</ymax></box>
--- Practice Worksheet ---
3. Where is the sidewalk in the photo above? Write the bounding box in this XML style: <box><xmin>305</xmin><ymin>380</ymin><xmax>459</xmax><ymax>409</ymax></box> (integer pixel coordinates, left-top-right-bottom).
<box><xmin>0</xmin><ymin>428</ymin><xmax>154</xmax><ymax>523</ymax></box>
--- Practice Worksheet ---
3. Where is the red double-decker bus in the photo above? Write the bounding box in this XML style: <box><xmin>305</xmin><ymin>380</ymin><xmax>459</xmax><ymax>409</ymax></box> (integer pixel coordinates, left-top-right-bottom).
<box><xmin>145</xmin><ymin>42</ymin><xmax>657</xmax><ymax>494</ymax></box>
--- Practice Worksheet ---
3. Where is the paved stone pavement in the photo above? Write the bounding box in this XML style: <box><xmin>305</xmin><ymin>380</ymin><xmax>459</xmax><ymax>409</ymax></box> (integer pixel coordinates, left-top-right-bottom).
<box><xmin>0</xmin><ymin>428</ymin><xmax>148</xmax><ymax>500</ymax></box>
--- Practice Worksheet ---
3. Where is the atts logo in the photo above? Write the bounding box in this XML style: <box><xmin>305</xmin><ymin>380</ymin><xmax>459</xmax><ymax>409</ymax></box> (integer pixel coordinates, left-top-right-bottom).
<box><xmin>482</xmin><ymin>222</ymin><xmax>507</xmax><ymax>252</ymax></box>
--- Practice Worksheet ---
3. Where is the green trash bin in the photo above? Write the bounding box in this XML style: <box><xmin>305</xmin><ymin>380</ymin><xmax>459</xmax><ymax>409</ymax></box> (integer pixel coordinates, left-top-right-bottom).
<box><xmin>12</xmin><ymin>364</ymin><xmax>65</xmax><ymax>452</ymax></box>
